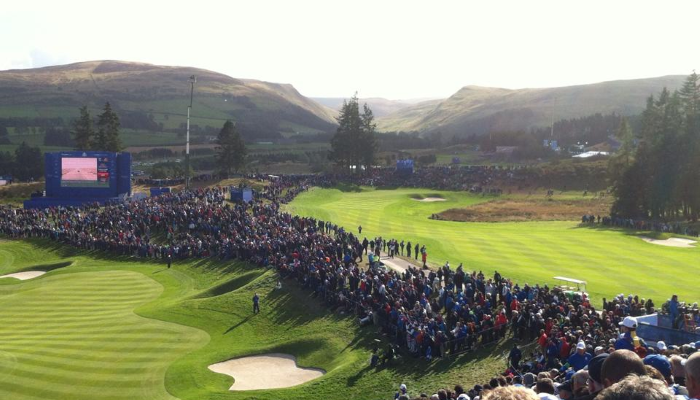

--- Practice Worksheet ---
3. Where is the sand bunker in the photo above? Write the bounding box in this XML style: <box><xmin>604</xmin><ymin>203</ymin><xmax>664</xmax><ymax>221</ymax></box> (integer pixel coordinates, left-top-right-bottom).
<box><xmin>0</xmin><ymin>271</ymin><xmax>46</xmax><ymax>280</ymax></box>
<box><xmin>641</xmin><ymin>237</ymin><xmax>697</xmax><ymax>248</ymax></box>
<box><xmin>208</xmin><ymin>353</ymin><xmax>325</xmax><ymax>391</ymax></box>
<box><xmin>413</xmin><ymin>197</ymin><xmax>445</xmax><ymax>202</ymax></box>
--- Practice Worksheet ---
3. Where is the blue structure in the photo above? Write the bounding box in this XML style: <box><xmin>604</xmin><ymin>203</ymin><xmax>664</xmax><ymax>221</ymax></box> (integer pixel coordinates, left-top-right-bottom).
<box><xmin>637</xmin><ymin>314</ymin><xmax>700</xmax><ymax>346</ymax></box>
<box><xmin>230</xmin><ymin>187</ymin><xmax>253</xmax><ymax>203</ymax></box>
<box><xmin>149</xmin><ymin>187</ymin><xmax>172</xmax><ymax>197</ymax></box>
<box><xmin>543</xmin><ymin>140</ymin><xmax>559</xmax><ymax>151</ymax></box>
<box><xmin>396</xmin><ymin>159</ymin><xmax>414</xmax><ymax>174</ymax></box>
<box><xmin>24</xmin><ymin>151</ymin><xmax>132</xmax><ymax>209</ymax></box>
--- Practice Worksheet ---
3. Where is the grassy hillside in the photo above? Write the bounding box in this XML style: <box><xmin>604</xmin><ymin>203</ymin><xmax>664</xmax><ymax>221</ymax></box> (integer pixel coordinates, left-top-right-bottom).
<box><xmin>376</xmin><ymin>75</ymin><xmax>687</xmax><ymax>135</ymax></box>
<box><xmin>0</xmin><ymin>239</ymin><xmax>511</xmax><ymax>400</ymax></box>
<box><xmin>0</xmin><ymin>61</ymin><xmax>337</xmax><ymax>143</ymax></box>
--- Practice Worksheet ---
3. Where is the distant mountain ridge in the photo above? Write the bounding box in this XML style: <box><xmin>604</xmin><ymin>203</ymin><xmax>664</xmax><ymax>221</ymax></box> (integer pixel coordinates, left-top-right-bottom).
<box><xmin>0</xmin><ymin>60</ymin><xmax>338</xmax><ymax>140</ymax></box>
<box><xmin>312</xmin><ymin>97</ymin><xmax>439</xmax><ymax>118</ymax></box>
<box><xmin>376</xmin><ymin>76</ymin><xmax>688</xmax><ymax>135</ymax></box>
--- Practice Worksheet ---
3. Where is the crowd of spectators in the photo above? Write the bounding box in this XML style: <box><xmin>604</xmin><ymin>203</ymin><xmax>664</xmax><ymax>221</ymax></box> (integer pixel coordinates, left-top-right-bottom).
<box><xmin>406</xmin><ymin>344</ymin><xmax>700</xmax><ymax>400</ymax></box>
<box><xmin>315</xmin><ymin>166</ymin><xmax>528</xmax><ymax>193</ymax></box>
<box><xmin>1</xmin><ymin>173</ymin><xmax>699</xmax><ymax>400</ymax></box>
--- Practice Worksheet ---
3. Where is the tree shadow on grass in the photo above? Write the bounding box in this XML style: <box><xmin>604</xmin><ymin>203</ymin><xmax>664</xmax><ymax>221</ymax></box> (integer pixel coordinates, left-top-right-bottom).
<box><xmin>22</xmin><ymin>238</ymin><xmax>267</xmax><ymax>275</ymax></box>
<box><xmin>336</xmin><ymin>183</ymin><xmax>363</xmax><ymax>192</ymax></box>
<box><xmin>570</xmin><ymin>223</ymin><xmax>696</xmax><ymax>240</ymax></box>
<box><xmin>375</xmin><ymin>185</ymin><xmax>400</xmax><ymax>190</ymax></box>
<box><xmin>224</xmin><ymin>315</ymin><xmax>252</xmax><ymax>334</ymax></box>
<box><xmin>195</xmin><ymin>270</ymin><xmax>266</xmax><ymax>299</ymax></box>
<box><xmin>19</xmin><ymin>261</ymin><xmax>73</xmax><ymax>273</ymax></box>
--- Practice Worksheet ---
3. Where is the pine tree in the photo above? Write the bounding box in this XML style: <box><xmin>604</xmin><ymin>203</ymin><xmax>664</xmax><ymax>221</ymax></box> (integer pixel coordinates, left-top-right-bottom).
<box><xmin>95</xmin><ymin>102</ymin><xmax>122</xmax><ymax>152</ymax></box>
<box><xmin>616</xmin><ymin>117</ymin><xmax>635</xmax><ymax>168</ymax></box>
<box><xmin>73</xmin><ymin>106</ymin><xmax>94</xmax><ymax>150</ymax></box>
<box><xmin>360</xmin><ymin>103</ymin><xmax>378</xmax><ymax>168</ymax></box>
<box><xmin>608</xmin><ymin>117</ymin><xmax>635</xmax><ymax>188</ymax></box>
<box><xmin>13</xmin><ymin>142</ymin><xmax>43</xmax><ymax>181</ymax></box>
<box><xmin>679</xmin><ymin>71</ymin><xmax>700</xmax><ymax>135</ymax></box>
<box><xmin>216</xmin><ymin>121</ymin><xmax>246</xmax><ymax>177</ymax></box>
<box><xmin>329</xmin><ymin>93</ymin><xmax>377</xmax><ymax>172</ymax></box>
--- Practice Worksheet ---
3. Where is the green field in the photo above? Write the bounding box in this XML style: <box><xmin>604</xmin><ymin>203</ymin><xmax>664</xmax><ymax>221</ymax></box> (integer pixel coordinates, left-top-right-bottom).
<box><xmin>285</xmin><ymin>187</ymin><xmax>700</xmax><ymax>304</ymax></box>
<box><xmin>0</xmin><ymin>239</ymin><xmax>510</xmax><ymax>400</ymax></box>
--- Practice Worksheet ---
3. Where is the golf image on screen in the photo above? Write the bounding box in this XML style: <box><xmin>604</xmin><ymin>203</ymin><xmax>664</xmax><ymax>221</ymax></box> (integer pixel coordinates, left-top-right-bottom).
<box><xmin>61</xmin><ymin>157</ymin><xmax>109</xmax><ymax>187</ymax></box>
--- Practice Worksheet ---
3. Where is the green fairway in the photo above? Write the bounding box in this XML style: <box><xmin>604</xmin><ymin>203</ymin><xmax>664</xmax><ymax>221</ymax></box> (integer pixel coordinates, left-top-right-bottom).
<box><xmin>285</xmin><ymin>187</ymin><xmax>700</xmax><ymax>304</ymax></box>
<box><xmin>0</xmin><ymin>270</ymin><xmax>207</xmax><ymax>400</ymax></box>
<box><xmin>0</xmin><ymin>239</ymin><xmax>511</xmax><ymax>400</ymax></box>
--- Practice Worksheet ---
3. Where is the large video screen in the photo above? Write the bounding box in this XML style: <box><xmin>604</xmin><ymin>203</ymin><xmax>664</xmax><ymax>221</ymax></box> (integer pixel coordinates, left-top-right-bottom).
<box><xmin>60</xmin><ymin>157</ymin><xmax>110</xmax><ymax>188</ymax></box>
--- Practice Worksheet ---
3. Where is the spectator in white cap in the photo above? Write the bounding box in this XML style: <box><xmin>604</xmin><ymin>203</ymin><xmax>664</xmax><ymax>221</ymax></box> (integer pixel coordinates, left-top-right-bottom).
<box><xmin>395</xmin><ymin>383</ymin><xmax>408</xmax><ymax>400</ymax></box>
<box><xmin>615</xmin><ymin>316</ymin><xmax>639</xmax><ymax>351</ymax></box>
<box><xmin>656</xmin><ymin>341</ymin><xmax>668</xmax><ymax>354</ymax></box>
<box><xmin>594</xmin><ymin>346</ymin><xmax>605</xmax><ymax>356</ymax></box>
<box><xmin>567</xmin><ymin>341</ymin><xmax>592</xmax><ymax>371</ymax></box>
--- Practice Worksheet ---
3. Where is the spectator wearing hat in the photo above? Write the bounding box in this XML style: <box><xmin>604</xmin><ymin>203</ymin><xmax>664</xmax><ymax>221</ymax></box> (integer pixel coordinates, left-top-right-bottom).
<box><xmin>685</xmin><ymin>352</ymin><xmax>700</xmax><ymax>400</ymax></box>
<box><xmin>523</xmin><ymin>372</ymin><xmax>536</xmax><ymax>389</ymax></box>
<box><xmin>615</xmin><ymin>317</ymin><xmax>639</xmax><ymax>351</ymax></box>
<box><xmin>395</xmin><ymin>383</ymin><xmax>408</xmax><ymax>399</ymax></box>
<box><xmin>643</xmin><ymin>354</ymin><xmax>688</xmax><ymax>396</ymax></box>
<box><xmin>657</xmin><ymin>341</ymin><xmax>668</xmax><ymax>354</ymax></box>
<box><xmin>568</xmin><ymin>342</ymin><xmax>592</xmax><ymax>371</ymax></box>
<box><xmin>574</xmin><ymin>353</ymin><xmax>609</xmax><ymax>400</ymax></box>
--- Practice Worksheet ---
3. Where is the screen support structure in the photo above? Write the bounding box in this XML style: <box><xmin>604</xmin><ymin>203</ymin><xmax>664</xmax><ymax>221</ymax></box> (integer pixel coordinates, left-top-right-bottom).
<box><xmin>186</xmin><ymin>75</ymin><xmax>196</xmax><ymax>190</ymax></box>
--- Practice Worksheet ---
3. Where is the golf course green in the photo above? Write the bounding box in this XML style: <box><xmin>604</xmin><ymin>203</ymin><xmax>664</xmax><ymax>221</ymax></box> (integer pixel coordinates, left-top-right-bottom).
<box><xmin>0</xmin><ymin>239</ymin><xmax>509</xmax><ymax>400</ymax></box>
<box><xmin>1</xmin><ymin>185</ymin><xmax>698</xmax><ymax>400</ymax></box>
<box><xmin>285</xmin><ymin>186</ymin><xmax>700</xmax><ymax>304</ymax></box>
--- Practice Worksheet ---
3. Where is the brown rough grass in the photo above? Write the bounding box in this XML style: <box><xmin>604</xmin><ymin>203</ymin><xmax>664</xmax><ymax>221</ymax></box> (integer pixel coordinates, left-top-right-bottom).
<box><xmin>437</xmin><ymin>197</ymin><xmax>612</xmax><ymax>222</ymax></box>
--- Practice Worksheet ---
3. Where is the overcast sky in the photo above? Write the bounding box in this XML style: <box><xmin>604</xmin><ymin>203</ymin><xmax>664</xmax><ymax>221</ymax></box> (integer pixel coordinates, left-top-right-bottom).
<box><xmin>2</xmin><ymin>0</ymin><xmax>699</xmax><ymax>99</ymax></box>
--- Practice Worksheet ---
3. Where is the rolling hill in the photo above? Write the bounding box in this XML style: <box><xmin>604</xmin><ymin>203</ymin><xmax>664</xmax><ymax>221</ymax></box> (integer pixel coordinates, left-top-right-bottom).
<box><xmin>0</xmin><ymin>60</ymin><xmax>337</xmax><ymax>142</ymax></box>
<box><xmin>312</xmin><ymin>97</ymin><xmax>439</xmax><ymax>118</ymax></box>
<box><xmin>376</xmin><ymin>75</ymin><xmax>688</xmax><ymax>135</ymax></box>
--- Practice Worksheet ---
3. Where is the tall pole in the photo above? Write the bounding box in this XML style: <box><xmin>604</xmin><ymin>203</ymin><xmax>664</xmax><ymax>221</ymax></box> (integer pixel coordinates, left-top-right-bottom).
<box><xmin>186</xmin><ymin>75</ymin><xmax>196</xmax><ymax>190</ymax></box>
<box><xmin>550</xmin><ymin>97</ymin><xmax>556</xmax><ymax>138</ymax></box>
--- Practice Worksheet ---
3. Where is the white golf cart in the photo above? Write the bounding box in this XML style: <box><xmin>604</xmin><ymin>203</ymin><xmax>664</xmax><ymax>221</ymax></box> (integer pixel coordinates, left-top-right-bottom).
<box><xmin>553</xmin><ymin>276</ymin><xmax>588</xmax><ymax>301</ymax></box>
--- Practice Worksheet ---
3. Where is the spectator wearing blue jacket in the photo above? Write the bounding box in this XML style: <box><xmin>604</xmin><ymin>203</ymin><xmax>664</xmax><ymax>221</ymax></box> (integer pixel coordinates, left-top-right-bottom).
<box><xmin>670</xmin><ymin>295</ymin><xmax>679</xmax><ymax>329</ymax></box>
<box><xmin>568</xmin><ymin>341</ymin><xmax>592</xmax><ymax>371</ymax></box>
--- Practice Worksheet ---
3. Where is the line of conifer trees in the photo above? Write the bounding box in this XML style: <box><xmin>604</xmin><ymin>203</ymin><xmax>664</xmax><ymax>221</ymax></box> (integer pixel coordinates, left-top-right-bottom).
<box><xmin>73</xmin><ymin>102</ymin><xmax>123</xmax><ymax>152</ymax></box>
<box><xmin>612</xmin><ymin>72</ymin><xmax>700</xmax><ymax>221</ymax></box>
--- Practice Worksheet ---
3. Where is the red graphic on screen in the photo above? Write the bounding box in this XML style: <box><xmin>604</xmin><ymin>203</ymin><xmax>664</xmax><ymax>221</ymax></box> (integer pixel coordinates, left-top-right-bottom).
<box><xmin>61</xmin><ymin>158</ymin><xmax>98</xmax><ymax>181</ymax></box>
